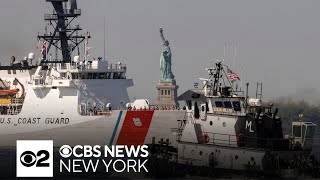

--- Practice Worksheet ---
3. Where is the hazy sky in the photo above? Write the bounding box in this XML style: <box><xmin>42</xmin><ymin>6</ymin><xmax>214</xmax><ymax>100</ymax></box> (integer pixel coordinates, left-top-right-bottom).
<box><xmin>0</xmin><ymin>0</ymin><xmax>320</xmax><ymax>103</ymax></box>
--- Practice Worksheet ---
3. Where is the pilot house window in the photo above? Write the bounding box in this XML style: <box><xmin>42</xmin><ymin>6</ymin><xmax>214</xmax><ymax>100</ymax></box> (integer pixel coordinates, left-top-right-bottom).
<box><xmin>232</xmin><ymin>101</ymin><xmax>241</xmax><ymax>111</ymax></box>
<box><xmin>293</xmin><ymin>125</ymin><xmax>301</xmax><ymax>137</ymax></box>
<box><xmin>223</xmin><ymin>101</ymin><xmax>232</xmax><ymax>108</ymax></box>
<box><xmin>215</xmin><ymin>101</ymin><xmax>223</xmax><ymax>107</ymax></box>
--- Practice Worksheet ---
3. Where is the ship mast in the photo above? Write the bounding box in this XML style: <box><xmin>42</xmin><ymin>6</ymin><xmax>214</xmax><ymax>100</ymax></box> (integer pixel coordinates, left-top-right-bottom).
<box><xmin>212</xmin><ymin>61</ymin><xmax>222</xmax><ymax>95</ymax></box>
<box><xmin>38</xmin><ymin>0</ymin><xmax>89</xmax><ymax>64</ymax></box>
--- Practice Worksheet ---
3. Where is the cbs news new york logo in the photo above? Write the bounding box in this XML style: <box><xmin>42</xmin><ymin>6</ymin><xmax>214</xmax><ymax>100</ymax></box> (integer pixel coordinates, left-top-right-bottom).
<box><xmin>16</xmin><ymin>140</ymin><xmax>53</xmax><ymax>177</ymax></box>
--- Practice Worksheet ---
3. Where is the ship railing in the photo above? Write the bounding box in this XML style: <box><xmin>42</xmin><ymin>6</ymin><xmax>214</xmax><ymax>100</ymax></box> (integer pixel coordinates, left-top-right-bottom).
<box><xmin>66</xmin><ymin>63</ymin><xmax>127</xmax><ymax>71</ymax></box>
<box><xmin>200</xmin><ymin>132</ymin><xmax>313</xmax><ymax>150</ymax></box>
<box><xmin>31</xmin><ymin>74</ymin><xmax>58</xmax><ymax>87</ymax></box>
<box><xmin>31</xmin><ymin>75</ymin><xmax>46</xmax><ymax>86</ymax></box>
<box><xmin>80</xmin><ymin>111</ymin><xmax>113</xmax><ymax>116</ymax></box>
<box><xmin>60</xmin><ymin>9</ymin><xmax>81</xmax><ymax>16</ymax></box>
<box><xmin>46</xmin><ymin>9</ymin><xmax>81</xmax><ymax>18</ymax></box>
<box><xmin>128</xmin><ymin>105</ymin><xmax>183</xmax><ymax>111</ymax></box>
<box><xmin>201</xmin><ymin>132</ymin><xmax>238</xmax><ymax>147</ymax></box>
<box><xmin>11</xmin><ymin>98</ymin><xmax>24</xmax><ymax>105</ymax></box>
<box><xmin>212</xmin><ymin>107</ymin><xmax>246</xmax><ymax>116</ymax></box>
<box><xmin>205</xmin><ymin>89</ymin><xmax>245</xmax><ymax>97</ymax></box>
<box><xmin>232</xmin><ymin>90</ymin><xmax>245</xmax><ymax>97</ymax></box>
<box><xmin>44</xmin><ymin>14</ymin><xmax>58</xmax><ymax>20</ymax></box>
<box><xmin>107</xmin><ymin>63</ymin><xmax>127</xmax><ymax>70</ymax></box>
<box><xmin>6</xmin><ymin>105</ymin><xmax>22</xmax><ymax>115</ymax></box>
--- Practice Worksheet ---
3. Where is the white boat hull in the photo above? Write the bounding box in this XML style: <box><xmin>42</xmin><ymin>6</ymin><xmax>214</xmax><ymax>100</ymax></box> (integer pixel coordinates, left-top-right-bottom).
<box><xmin>0</xmin><ymin>110</ymin><xmax>185</xmax><ymax>147</ymax></box>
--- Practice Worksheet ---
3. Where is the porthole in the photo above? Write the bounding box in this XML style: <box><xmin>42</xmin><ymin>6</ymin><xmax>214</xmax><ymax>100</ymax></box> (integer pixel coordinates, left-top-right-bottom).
<box><xmin>210</xmin><ymin>121</ymin><xmax>213</xmax><ymax>126</ymax></box>
<box><xmin>222</xmin><ymin>122</ymin><xmax>226</xmax><ymax>127</ymax></box>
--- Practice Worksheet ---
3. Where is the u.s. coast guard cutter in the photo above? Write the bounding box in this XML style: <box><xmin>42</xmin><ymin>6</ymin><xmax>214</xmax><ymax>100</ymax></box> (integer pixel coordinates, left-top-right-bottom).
<box><xmin>0</xmin><ymin>0</ymin><xmax>185</xmax><ymax>147</ymax></box>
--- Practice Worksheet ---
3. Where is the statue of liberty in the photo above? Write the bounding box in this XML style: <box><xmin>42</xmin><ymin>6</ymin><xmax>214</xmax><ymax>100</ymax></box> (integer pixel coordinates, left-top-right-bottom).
<box><xmin>159</xmin><ymin>28</ymin><xmax>175</xmax><ymax>82</ymax></box>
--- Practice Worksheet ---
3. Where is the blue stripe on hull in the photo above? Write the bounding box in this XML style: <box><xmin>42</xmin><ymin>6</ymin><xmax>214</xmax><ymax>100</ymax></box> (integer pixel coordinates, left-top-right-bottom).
<box><xmin>108</xmin><ymin>111</ymin><xmax>123</xmax><ymax>146</ymax></box>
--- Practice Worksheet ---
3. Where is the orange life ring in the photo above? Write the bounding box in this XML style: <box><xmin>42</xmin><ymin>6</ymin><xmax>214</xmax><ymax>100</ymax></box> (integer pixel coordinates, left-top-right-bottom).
<box><xmin>237</xmin><ymin>133</ymin><xmax>246</xmax><ymax>147</ymax></box>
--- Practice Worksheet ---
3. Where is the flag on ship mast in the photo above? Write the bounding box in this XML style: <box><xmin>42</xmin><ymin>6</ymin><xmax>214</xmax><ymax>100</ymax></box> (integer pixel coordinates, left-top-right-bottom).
<box><xmin>36</xmin><ymin>40</ymin><xmax>40</xmax><ymax>49</ymax></box>
<box><xmin>40</xmin><ymin>41</ymin><xmax>47</xmax><ymax>55</ymax></box>
<box><xmin>227</xmin><ymin>67</ymin><xmax>240</xmax><ymax>81</ymax></box>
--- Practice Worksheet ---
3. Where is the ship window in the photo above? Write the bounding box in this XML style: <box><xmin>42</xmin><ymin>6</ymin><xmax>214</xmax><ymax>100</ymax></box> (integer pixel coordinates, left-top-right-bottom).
<box><xmin>223</xmin><ymin>101</ymin><xmax>232</xmax><ymax>108</ymax></box>
<box><xmin>117</xmin><ymin>73</ymin><xmax>122</xmax><ymax>79</ymax></box>
<box><xmin>215</xmin><ymin>101</ymin><xmax>223</xmax><ymax>107</ymax></box>
<box><xmin>194</xmin><ymin>102</ymin><xmax>200</xmax><ymax>119</ymax></box>
<box><xmin>302</xmin><ymin>125</ymin><xmax>306</xmax><ymax>139</ymax></box>
<box><xmin>100</xmin><ymin>73</ymin><xmax>106</xmax><ymax>79</ymax></box>
<box><xmin>106</xmin><ymin>73</ymin><xmax>111</xmax><ymax>79</ymax></box>
<box><xmin>60</xmin><ymin>73</ymin><xmax>67</xmax><ymax>79</ymax></box>
<box><xmin>186</xmin><ymin>100</ymin><xmax>192</xmax><ymax>110</ymax></box>
<box><xmin>232</xmin><ymin>101</ymin><xmax>241</xmax><ymax>111</ymax></box>
<box><xmin>165</xmin><ymin>90</ymin><xmax>167</xmax><ymax>95</ymax></box>
<box><xmin>293</xmin><ymin>125</ymin><xmax>301</xmax><ymax>137</ymax></box>
<box><xmin>202</xmin><ymin>106</ymin><xmax>205</xmax><ymax>112</ymax></box>
<box><xmin>113</xmin><ymin>73</ymin><xmax>119</xmax><ymax>79</ymax></box>
<box><xmin>306</xmin><ymin>126</ymin><xmax>316</xmax><ymax>138</ymax></box>
<box><xmin>88</xmin><ymin>73</ymin><xmax>93</xmax><ymax>79</ymax></box>
<box><xmin>206</xmin><ymin>102</ymin><xmax>209</xmax><ymax>112</ymax></box>
<box><xmin>72</xmin><ymin>73</ymin><xmax>79</xmax><ymax>79</ymax></box>
<box><xmin>168</xmin><ymin>90</ymin><xmax>171</xmax><ymax>95</ymax></box>
<box><xmin>94</xmin><ymin>73</ymin><xmax>99</xmax><ymax>79</ymax></box>
<box><xmin>161</xmin><ymin>90</ymin><xmax>164</xmax><ymax>96</ymax></box>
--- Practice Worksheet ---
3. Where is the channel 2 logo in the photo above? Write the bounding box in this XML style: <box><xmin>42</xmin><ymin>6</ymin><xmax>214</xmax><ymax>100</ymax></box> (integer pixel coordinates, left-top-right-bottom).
<box><xmin>16</xmin><ymin>140</ymin><xmax>53</xmax><ymax>177</ymax></box>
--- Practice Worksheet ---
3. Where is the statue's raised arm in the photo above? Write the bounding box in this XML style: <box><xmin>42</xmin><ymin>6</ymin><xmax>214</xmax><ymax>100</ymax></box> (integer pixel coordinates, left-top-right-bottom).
<box><xmin>160</xmin><ymin>27</ymin><xmax>166</xmax><ymax>44</ymax></box>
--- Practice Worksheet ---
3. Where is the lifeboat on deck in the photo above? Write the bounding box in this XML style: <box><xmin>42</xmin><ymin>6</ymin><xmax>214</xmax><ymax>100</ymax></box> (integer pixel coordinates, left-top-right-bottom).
<box><xmin>0</xmin><ymin>88</ymin><xmax>20</xmax><ymax>96</ymax></box>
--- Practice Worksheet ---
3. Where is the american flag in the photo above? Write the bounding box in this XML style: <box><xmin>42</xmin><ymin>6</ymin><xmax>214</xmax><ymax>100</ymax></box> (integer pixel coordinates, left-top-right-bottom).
<box><xmin>40</xmin><ymin>41</ymin><xmax>46</xmax><ymax>55</ymax></box>
<box><xmin>227</xmin><ymin>67</ymin><xmax>240</xmax><ymax>81</ymax></box>
<box><xmin>36</xmin><ymin>40</ymin><xmax>40</xmax><ymax>49</ymax></box>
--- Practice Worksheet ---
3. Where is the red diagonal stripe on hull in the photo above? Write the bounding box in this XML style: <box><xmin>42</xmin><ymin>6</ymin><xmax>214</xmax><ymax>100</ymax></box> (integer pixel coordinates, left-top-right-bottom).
<box><xmin>116</xmin><ymin>110</ymin><xmax>154</xmax><ymax>146</ymax></box>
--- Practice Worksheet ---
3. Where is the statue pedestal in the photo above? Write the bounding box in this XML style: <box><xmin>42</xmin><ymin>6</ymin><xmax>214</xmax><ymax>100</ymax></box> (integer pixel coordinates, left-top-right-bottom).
<box><xmin>156</xmin><ymin>81</ymin><xmax>179</xmax><ymax>109</ymax></box>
